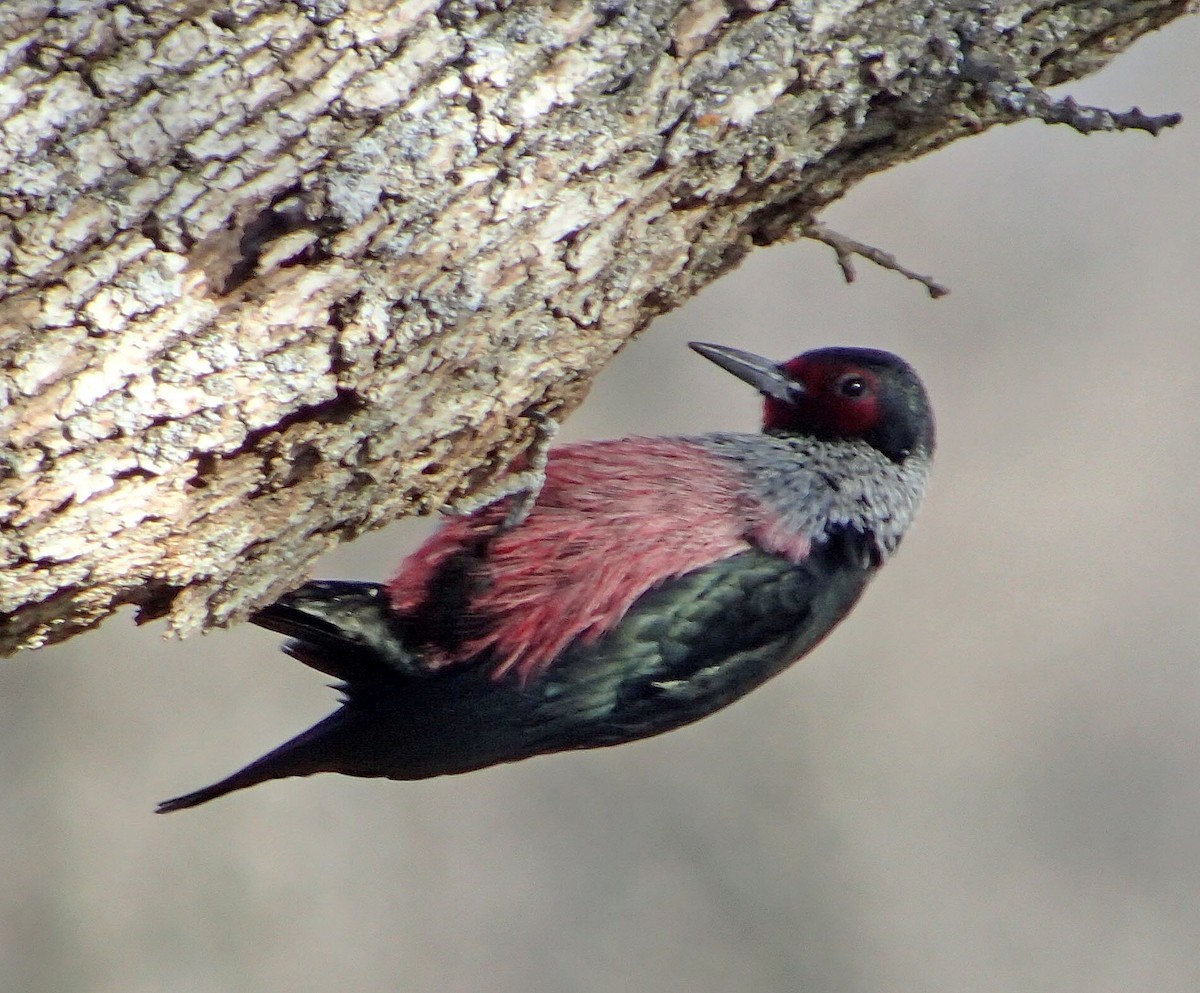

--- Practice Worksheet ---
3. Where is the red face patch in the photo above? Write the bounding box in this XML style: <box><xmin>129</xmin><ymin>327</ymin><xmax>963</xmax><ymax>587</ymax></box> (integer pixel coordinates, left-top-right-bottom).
<box><xmin>764</xmin><ymin>357</ymin><xmax>883</xmax><ymax>440</ymax></box>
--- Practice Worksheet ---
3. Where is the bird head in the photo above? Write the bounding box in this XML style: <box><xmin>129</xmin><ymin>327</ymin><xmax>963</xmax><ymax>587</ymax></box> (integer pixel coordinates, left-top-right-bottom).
<box><xmin>689</xmin><ymin>341</ymin><xmax>935</xmax><ymax>464</ymax></box>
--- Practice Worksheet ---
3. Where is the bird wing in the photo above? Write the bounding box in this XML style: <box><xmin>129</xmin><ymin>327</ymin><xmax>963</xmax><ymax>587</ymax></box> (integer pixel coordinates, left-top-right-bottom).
<box><xmin>250</xmin><ymin>581</ymin><xmax>423</xmax><ymax>682</ymax></box>
<box><xmin>529</xmin><ymin>541</ymin><xmax>874</xmax><ymax>746</ymax></box>
<box><xmin>387</xmin><ymin>437</ymin><xmax>809</xmax><ymax>684</ymax></box>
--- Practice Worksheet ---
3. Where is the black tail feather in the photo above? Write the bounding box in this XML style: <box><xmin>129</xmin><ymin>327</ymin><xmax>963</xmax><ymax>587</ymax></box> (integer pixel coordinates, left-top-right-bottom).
<box><xmin>159</xmin><ymin>581</ymin><xmax>428</xmax><ymax>812</ymax></box>
<box><xmin>157</xmin><ymin>709</ymin><xmax>355</xmax><ymax>813</ymax></box>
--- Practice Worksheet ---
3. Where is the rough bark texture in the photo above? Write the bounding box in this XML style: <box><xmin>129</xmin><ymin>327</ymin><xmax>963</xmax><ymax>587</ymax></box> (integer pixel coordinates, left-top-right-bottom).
<box><xmin>0</xmin><ymin>0</ymin><xmax>1189</xmax><ymax>654</ymax></box>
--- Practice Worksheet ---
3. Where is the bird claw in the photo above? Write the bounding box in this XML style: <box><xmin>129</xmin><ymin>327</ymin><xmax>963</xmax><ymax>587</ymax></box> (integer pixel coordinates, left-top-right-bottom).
<box><xmin>446</xmin><ymin>408</ymin><xmax>558</xmax><ymax>534</ymax></box>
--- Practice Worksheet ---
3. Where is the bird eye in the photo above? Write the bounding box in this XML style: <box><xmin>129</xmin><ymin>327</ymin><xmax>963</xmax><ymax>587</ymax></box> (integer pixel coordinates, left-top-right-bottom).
<box><xmin>836</xmin><ymin>374</ymin><xmax>867</xmax><ymax>398</ymax></box>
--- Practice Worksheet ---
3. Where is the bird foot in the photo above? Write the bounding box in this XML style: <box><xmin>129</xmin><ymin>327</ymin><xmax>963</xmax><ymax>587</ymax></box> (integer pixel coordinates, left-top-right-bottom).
<box><xmin>446</xmin><ymin>409</ymin><xmax>558</xmax><ymax>533</ymax></box>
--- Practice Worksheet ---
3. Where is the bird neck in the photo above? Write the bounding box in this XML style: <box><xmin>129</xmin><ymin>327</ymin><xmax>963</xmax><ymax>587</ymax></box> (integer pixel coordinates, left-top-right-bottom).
<box><xmin>693</xmin><ymin>432</ymin><xmax>931</xmax><ymax>561</ymax></box>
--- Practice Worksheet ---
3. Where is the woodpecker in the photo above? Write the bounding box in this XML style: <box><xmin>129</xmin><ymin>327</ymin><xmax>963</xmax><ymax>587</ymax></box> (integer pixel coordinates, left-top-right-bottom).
<box><xmin>158</xmin><ymin>341</ymin><xmax>934</xmax><ymax>812</ymax></box>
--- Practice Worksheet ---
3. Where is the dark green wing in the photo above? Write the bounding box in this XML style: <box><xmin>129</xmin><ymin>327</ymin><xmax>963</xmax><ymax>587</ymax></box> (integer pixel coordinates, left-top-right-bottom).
<box><xmin>530</xmin><ymin>537</ymin><xmax>876</xmax><ymax>748</ymax></box>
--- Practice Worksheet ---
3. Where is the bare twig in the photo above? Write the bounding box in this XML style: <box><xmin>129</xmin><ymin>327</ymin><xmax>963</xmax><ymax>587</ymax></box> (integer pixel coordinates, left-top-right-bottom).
<box><xmin>1022</xmin><ymin>92</ymin><xmax>1180</xmax><ymax>136</ymax></box>
<box><xmin>961</xmin><ymin>46</ymin><xmax>1182</xmax><ymax>136</ymax></box>
<box><xmin>992</xmin><ymin>86</ymin><xmax>1182</xmax><ymax>136</ymax></box>
<box><xmin>802</xmin><ymin>222</ymin><xmax>951</xmax><ymax>298</ymax></box>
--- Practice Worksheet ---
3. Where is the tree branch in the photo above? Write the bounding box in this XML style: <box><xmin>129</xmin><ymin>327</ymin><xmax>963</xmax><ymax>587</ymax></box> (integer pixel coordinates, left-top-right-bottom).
<box><xmin>0</xmin><ymin>0</ymin><xmax>1188</xmax><ymax>654</ymax></box>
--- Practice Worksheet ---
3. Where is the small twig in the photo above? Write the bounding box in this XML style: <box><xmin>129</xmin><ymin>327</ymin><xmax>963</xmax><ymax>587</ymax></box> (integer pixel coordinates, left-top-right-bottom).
<box><xmin>802</xmin><ymin>222</ymin><xmax>950</xmax><ymax>298</ymax></box>
<box><xmin>990</xmin><ymin>84</ymin><xmax>1182</xmax><ymax>136</ymax></box>
<box><xmin>961</xmin><ymin>46</ymin><xmax>1182</xmax><ymax>137</ymax></box>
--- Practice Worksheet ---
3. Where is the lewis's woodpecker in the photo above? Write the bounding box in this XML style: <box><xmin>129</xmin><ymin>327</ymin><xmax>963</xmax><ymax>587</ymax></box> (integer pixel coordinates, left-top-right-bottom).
<box><xmin>158</xmin><ymin>342</ymin><xmax>934</xmax><ymax>811</ymax></box>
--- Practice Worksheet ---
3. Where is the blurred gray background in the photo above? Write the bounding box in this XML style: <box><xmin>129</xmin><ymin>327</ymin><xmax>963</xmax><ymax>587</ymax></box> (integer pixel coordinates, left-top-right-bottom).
<box><xmin>4</xmin><ymin>23</ymin><xmax>1198</xmax><ymax>993</ymax></box>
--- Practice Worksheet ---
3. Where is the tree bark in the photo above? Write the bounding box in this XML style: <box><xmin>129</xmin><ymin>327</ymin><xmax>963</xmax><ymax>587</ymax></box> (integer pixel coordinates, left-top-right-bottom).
<box><xmin>0</xmin><ymin>0</ymin><xmax>1188</xmax><ymax>654</ymax></box>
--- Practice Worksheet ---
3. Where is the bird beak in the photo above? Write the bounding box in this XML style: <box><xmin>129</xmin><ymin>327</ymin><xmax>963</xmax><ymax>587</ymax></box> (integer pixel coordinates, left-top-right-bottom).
<box><xmin>688</xmin><ymin>342</ymin><xmax>800</xmax><ymax>402</ymax></box>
